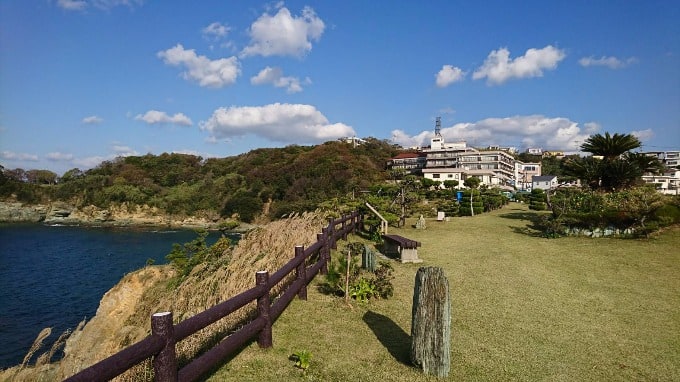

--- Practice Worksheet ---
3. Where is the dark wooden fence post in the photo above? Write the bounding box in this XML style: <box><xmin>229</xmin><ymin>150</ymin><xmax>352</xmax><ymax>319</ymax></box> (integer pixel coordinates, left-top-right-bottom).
<box><xmin>341</xmin><ymin>214</ymin><xmax>347</xmax><ymax>240</ymax></box>
<box><xmin>295</xmin><ymin>245</ymin><xmax>307</xmax><ymax>300</ymax></box>
<box><xmin>411</xmin><ymin>267</ymin><xmax>451</xmax><ymax>378</ymax></box>
<box><xmin>256</xmin><ymin>271</ymin><xmax>272</xmax><ymax>348</ymax></box>
<box><xmin>320</xmin><ymin>228</ymin><xmax>329</xmax><ymax>275</ymax></box>
<box><xmin>327</xmin><ymin>218</ymin><xmax>337</xmax><ymax>249</ymax></box>
<box><xmin>151</xmin><ymin>311</ymin><xmax>178</xmax><ymax>382</ymax></box>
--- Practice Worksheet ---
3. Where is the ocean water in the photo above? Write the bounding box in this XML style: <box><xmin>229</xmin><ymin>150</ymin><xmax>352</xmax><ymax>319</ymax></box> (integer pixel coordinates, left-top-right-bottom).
<box><xmin>0</xmin><ymin>223</ymin><xmax>228</xmax><ymax>368</ymax></box>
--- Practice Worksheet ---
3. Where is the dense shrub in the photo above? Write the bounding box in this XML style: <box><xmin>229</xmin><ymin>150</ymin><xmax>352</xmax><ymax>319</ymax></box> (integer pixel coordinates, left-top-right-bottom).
<box><xmin>529</xmin><ymin>189</ymin><xmax>547</xmax><ymax>211</ymax></box>
<box><xmin>459</xmin><ymin>189</ymin><xmax>483</xmax><ymax>216</ymax></box>
<box><xmin>542</xmin><ymin>186</ymin><xmax>676</xmax><ymax>237</ymax></box>
<box><xmin>221</xmin><ymin>193</ymin><xmax>264</xmax><ymax>222</ymax></box>
<box><xmin>653</xmin><ymin>203</ymin><xmax>680</xmax><ymax>226</ymax></box>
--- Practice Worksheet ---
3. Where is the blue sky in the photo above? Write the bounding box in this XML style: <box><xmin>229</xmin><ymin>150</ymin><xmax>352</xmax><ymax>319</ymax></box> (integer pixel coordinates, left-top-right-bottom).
<box><xmin>1</xmin><ymin>0</ymin><xmax>679</xmax><ymax>175</ymax></box>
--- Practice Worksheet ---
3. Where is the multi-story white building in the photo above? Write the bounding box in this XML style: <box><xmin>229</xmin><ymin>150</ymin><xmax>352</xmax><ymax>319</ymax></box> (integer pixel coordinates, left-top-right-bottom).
<box><xmin>386</xmin><ymin>152</ymin><xmax>426</xmax><ymax>174</ymax></box>
<box><xmin>642</xmin><ymin>169</ymin><xmax>680</xmax><ymax>195</ymax></box>
<box><xmin>390</xmin><ymin>118</ymin><xmax>517</xmax><ymax>190</ymax></box>
<box><xmin>644</xmin><ymin>151</ymin><xmax>680</xmax><ymax>169</ymax></box>
<box><xmin>419</xmin><ymin>122</ymin><xmax>516</xmax><ymax>189</ymax></box>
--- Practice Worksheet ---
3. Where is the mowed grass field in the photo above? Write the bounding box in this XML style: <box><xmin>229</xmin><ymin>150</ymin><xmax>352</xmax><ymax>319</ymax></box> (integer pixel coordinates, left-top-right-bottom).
<box><xmin>210</xmin><ymin>203</ymin><xmax>680</xmax><ymax>381</ymax></box>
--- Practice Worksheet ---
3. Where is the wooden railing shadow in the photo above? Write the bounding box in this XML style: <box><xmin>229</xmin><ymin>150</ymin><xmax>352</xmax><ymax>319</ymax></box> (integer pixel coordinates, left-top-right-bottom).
<box><xmin>362</xmin><ymin>311</ymin><xmax>412</xmax><ymax>366</ymax></box>
<box><xmin>64</xmin><ymin>212</ymin><xmax>362</xmax><ymax>382</ymax></box>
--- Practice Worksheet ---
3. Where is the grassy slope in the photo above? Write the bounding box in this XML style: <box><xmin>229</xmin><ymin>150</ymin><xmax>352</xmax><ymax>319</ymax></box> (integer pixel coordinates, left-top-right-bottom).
<box><xmin>210</xmin><ymin>203</ymin><xmax>680</xmax><ymax>381</ymax></box>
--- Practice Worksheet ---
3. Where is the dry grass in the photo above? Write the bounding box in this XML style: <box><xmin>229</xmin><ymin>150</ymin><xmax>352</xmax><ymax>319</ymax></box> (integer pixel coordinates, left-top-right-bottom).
<box><xmin>20</xmin><ymin>328</ymin><xmax>51</xmax><ymax>368</ymax></box>
<box><xmin>113</xmin><ymin>211</ymin><xmax>329</xmax><ymax>380</ymax></box>
<box><xmin>209</xmin><ymin>203</ymin><xmax>680</xmax><ymax>381</ymax></box>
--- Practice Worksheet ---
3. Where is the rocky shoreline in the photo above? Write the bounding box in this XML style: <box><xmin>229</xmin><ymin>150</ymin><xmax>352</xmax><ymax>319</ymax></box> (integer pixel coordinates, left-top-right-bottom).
<box><xmin>0</xmin><ymin>201</ymin><xmax>250</xmax><ymax>231</ymax></box>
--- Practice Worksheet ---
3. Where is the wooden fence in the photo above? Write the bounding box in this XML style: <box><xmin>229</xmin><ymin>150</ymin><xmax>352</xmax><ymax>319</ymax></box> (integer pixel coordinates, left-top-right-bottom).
<box><xmin>63</xmin><ymin>211</ymin><xmax>362</xmax><ymax>382</ymax></box>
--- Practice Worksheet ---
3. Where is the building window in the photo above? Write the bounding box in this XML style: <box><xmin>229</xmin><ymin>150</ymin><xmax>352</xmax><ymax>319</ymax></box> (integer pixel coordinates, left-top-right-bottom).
<box><xmin>433</xmin><ymin>174</ymin><xmax>440</xmax><ymax>178</ymax></box>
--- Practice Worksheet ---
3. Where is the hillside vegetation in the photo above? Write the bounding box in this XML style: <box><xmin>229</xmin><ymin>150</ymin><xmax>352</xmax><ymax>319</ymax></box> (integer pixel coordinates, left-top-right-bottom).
<box><xmin>0</xmin><ymin>139</ymin><xmax>398</xmax><ymax>222</ymax></box>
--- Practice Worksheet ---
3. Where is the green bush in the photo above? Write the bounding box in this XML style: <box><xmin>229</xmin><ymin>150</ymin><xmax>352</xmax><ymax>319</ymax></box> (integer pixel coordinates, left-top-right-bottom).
<box><xmin>653</xmin><ymin>203</ymin><xmax>680</xmax><ymax>227</ymax></box>
<box><xmin>460</xmin><ymin>189</ymin><xmax>483</xmax><ymax>216</ymax></box>
<box><xmin>529</xmin><ymin>189</ymin><xmax>547</xmax><ymax>211</ymax></box>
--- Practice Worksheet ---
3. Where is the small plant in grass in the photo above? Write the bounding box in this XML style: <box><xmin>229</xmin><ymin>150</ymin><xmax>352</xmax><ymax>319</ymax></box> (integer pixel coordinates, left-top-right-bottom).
<box><xmin>349</xmin><ymin>277</ymin><xmax>376</xmax><ymax>303</ymax></box>
<box><xmin>323</xmin><ymin>254</ymin><xmax>395</xmax><ymax>303</ymax></box>
<box><xmin>289</xmin><ymin>350</ymin><xmax>312</xmax><ymax>371</ymax></box>
<box><xmin>372</xmin><ymin>261</ymin><xmax>394</xmax><ymax>299</ymax></box>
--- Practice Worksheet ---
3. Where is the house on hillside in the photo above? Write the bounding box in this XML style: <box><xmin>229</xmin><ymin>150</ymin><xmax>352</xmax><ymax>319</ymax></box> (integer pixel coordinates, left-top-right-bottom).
<box><xmin>515</xmin><ymin>161</ymin><xmax>542</xmax><ymax>191</ymax></box>
<box><xmin>422</xmin><ymin>167</ymin><xmax>465</xmax><ymax>184</ymax></box>
<box><xmin>387</xmin><ymin>152</ymin><xmax>427</xmax><ymax>174</ymax></box>
<box><xmin>532</xmin><ymin>175</ymin><xmax>558</xmax><ymax>191</ymax></box>
<box><xmin>542</xmin><ymin>151</ymin><xmax>564</xmax><ymax>158</ymax></box>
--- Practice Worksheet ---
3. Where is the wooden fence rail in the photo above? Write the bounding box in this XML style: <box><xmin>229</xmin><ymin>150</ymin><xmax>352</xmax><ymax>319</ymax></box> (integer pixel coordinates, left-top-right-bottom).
<box><xmin>63</xmin><ymin>211</ymin><xmax>362</xmax><ymax>382</ymax></box>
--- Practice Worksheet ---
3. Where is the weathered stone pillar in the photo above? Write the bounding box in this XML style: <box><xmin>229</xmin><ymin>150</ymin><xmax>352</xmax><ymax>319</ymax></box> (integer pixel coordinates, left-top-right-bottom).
<box><xmin>410</xmin><ymin>266</ymin><xmax>450</xmax><ymax>377</ymax></box>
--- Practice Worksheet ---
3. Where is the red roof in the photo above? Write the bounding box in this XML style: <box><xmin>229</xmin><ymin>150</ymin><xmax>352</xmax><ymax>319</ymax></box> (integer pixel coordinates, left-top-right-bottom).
<box><xmin>391</xmin><ymin>152</ymin><xmax>424</xmax><ymax>159</ymax></box>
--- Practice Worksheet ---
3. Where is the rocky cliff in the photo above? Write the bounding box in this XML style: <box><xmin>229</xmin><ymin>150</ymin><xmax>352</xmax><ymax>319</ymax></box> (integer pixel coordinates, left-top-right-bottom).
<box><xmin>0</xmin><ymin>201</ymin><xmax>224</xmax><ymax>229</ymax></box>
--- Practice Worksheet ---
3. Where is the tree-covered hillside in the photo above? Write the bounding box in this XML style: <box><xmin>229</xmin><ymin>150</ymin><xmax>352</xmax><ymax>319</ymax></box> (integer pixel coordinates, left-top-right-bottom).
<box><xmin>0</xmin><ymin>138</ymin><xmax>399</xmax><ymax>222</ymax></box>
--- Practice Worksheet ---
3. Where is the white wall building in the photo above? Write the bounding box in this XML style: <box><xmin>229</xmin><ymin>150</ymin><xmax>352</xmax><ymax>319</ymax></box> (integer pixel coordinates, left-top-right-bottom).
<box><xmin>642</xmin><ymin>169</ymin><xmax>680</xmax><ymax>195</ymax></box>
<box><xmin>532</xmin><ymin>175</ymin><xmax>558</xmax><ymax>191</ymax></box>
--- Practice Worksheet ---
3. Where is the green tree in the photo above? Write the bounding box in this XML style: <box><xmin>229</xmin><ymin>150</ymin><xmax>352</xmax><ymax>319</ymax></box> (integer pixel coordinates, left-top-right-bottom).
<box><xmin>581</xmin><ymin>132</ymin><xmax>641</xmax><ymax>160</ymax></box>
<box><xmin>463</xmin><ymin>177</ymin><xmax>481</xmax><ymax>216</ymax></box>
<box><xmin>442</xmin><ymin>180</ymin><xmax>459</xmax><ymax>189</ymax></box>
<box><xmin>563</xmin><ymin>132</ymin><xmax>659</xmax><ymax>191</ymax></box>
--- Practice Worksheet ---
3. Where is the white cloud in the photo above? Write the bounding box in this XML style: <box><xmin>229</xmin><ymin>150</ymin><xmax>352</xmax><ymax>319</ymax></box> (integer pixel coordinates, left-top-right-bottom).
<box><xmin>473</xmin><ymin>45</ymin><xmax>566</xmax><ymax>85</ymax></box>
<box><xmin>82</xmin><ymin>115</ymin><xmax>103</xmax><ymax>124</ymax></box>
<box><xmin>112</xmin><ymin>145</ymin><xmax>138</xmax><ymax>156</ymax></box>
<box><xmin>134</xmin><ymin>110</ymin><xmax>193</xmax><ymax>126</ymax></box>
<box><xmin>200</xmin><ymin>103</ymin><xmax>355</xmax><ymax>144</ymax></box>
<box><xmin>0</xmin><ymin>151</ymin><xmax>39</xmax><ymax>161</ymax></box>
<box><xmin>46</xmin><ymin>152</ymin><xmax>74</xmax><ymax>161</ymax></box>
<box><xmin>240</xmin><ymin>5</ymin><xmax>325</xmax><ymax>58</ymax></box>
<box><xmin>583</xmin><ymin>122</ymin><xmax>601</xmax><ymax>134</ymax></box>
<box><xmin>391</xmin><ymin>115</ymin><xmax>593</xmax><ymax>151</ymax></box>
<box><xmin>578</xmin><ymin>56</ymin><xmax>638</xmax><ymax>69</ymax></box>
<box><xmin>202</xmin><ymin>22</ymin><xmax>230</xmax><ymax>40</ymax></box>
<box><xmin>250</xmin><ymin>66</ymin><xmax>310</xmax><ymax>93</ymax></box>
<box><xmin>435</xmin><ymin>65</ymin><xmax>465</xmax><ymax>87</ymax></box>
<box><xmin>73</xmin><ymin>155</ymin><xmax>109</xmax><ymax>169</ymax></box>
<box><xmin>158</xmin><ymin>44</ymin><xmax>241</xmax><ymax>88</ymax></box>
<box><xmin>57</xmin><ymin>0</ymin><xmax>87</xmax><ymax>10</ymax></box>
<box><xmin>631</xmin><ymin>129</ymin><xmax>654</xmax><ymax>142</ymax></box>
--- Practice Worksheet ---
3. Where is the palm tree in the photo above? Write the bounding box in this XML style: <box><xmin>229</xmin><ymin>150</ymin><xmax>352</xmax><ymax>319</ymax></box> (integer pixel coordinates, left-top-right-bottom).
<box><xmin>568</xmin><ymin>132</ymin><xmax>658</xmax><ymax>191</ymax></box>
<box><xmin>624</xmin><ymin>152</ymin><xmax>665</xmax><ymax>175</ymax></box>
<box><xmin>580</xmin><ymin>132</ymin><xmax>641</xmax><ymax>160</ymax></box>
<box><xmin>561</xmin><ymin>156</ymin><xmax>603</xmax><ymax>189</ymax></box>
<box><xmin>600</xmin><ymin>159</ymin><xmax>643</xmax><ymax>191</ymax></box>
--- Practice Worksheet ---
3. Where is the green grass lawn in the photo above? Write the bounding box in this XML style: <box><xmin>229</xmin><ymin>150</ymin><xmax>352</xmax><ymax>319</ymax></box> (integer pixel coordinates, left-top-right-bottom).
<box><xmin>209</xmin><ymin>203</ymin><xmax>680</xmax><ymax>381</ymax></box>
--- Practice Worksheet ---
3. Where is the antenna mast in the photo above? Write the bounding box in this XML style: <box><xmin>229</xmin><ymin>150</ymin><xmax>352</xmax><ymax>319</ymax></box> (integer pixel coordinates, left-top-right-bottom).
<box><xmin>435</xmin><ymin>116</ymin><xmax>442</xmax><ymax>137</ymax></box>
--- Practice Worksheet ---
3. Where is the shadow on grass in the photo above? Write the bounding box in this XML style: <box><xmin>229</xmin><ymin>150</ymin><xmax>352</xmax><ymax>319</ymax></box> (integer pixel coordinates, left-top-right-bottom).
<box><xmin>498</xmin><ymin>212</ymin><xmax>546</xmax><ymax>237</ymax></box>
<box><xmin>362</xmin><ymin>311</ymin><xmax>412</xmax><ymax>366</ymax></box>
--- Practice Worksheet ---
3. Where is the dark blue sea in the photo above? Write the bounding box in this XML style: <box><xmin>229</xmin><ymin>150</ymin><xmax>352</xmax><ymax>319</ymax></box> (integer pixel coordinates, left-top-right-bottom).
<box><xmin>0</xmin><ymin>223</ymin><xmax>229</xmax><ymax>369</ymax></box>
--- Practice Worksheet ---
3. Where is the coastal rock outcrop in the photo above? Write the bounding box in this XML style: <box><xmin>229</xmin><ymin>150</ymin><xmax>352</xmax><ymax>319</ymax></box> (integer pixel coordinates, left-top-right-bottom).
<box><xmin>55</xmin><ymin>266</ymin><xmax>174</xmax><ymax>379</ymax></box>
<box><xmin>0</xmin><ymin>201</ymin><xmax>224</xmax><ymax>229</ymax></box>
<box><xmin>0</xmin><ymin>202</ymin><xmax>48</xmax><ymax>222</ymax></box>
